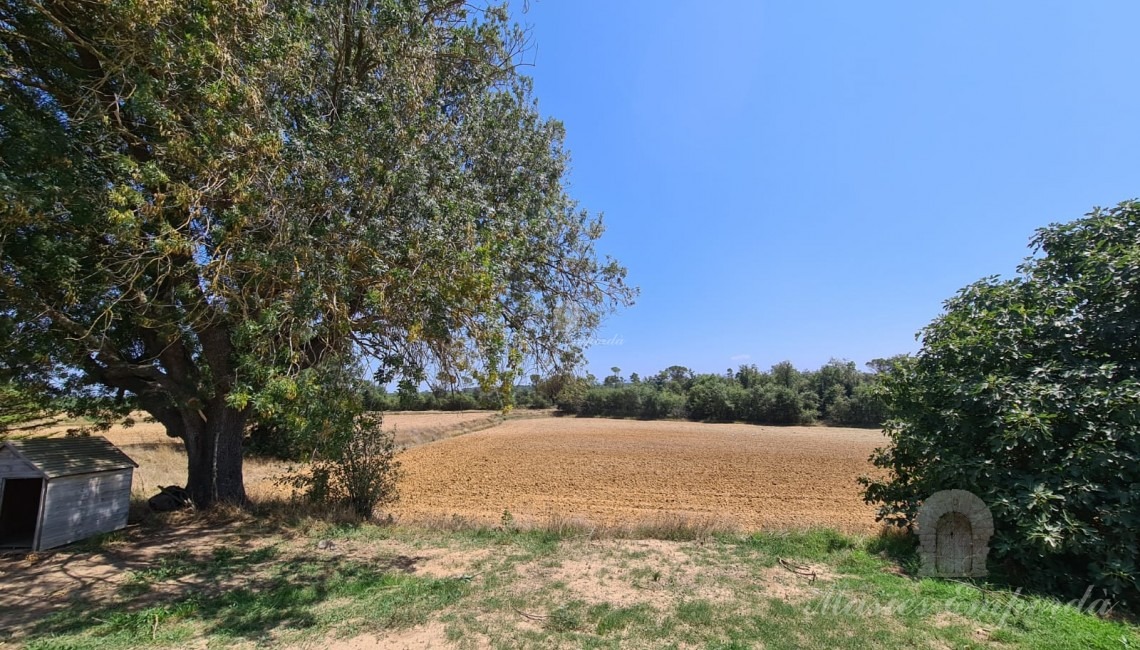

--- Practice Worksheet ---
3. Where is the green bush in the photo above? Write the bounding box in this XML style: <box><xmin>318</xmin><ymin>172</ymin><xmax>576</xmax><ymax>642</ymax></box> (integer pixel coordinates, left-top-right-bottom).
<box><xmin>685</xmin><ymin>376</ymin><xmax>742</xmax><ymax>421</ymax></box>
<box><xmin>537</xmin><ymin>360</ymin><xmax>883</xmax><ymax>427</ymax></box>
<box><xmin>440</xmin><ymin>392</ymin><xmax>479</xmax><ymax>411</ymax></box>
<box><xmin>827</xmin><ymin>383</ymin><xmax>885</xmax><ymax>427</ymax></box>
<box><xmin>863</xmin><ymin>201</ymin><xmax>1140</xmax><ymax>606</ymax></box>
<box><xmin>286</xmin><ymin>412</ymin><xmax>401</xmax><ymax>519</ymax></box>
<box><xmin>523</xmin><ymin>392</ymin><xmax>552</xmax><ymax>409</ymax></box>
<box><xmin>738</xmin><ymin>385</ymin><xmax>813</xmax><ymax>425</ymax></box>
<box><xmin>640</xmin><ymin>390</ymin><xmax>686</xmax><ymax>419</ymax></box>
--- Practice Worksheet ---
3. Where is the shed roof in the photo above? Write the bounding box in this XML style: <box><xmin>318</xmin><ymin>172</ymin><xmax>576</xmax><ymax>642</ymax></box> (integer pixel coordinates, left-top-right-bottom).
<box><xmin>0</xmin><ymin>436</ymin><xmax>138</xmax><ymax>479</ymax></box>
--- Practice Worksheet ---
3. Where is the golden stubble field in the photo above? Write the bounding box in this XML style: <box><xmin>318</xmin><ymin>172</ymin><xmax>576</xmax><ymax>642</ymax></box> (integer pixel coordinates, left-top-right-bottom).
<box><xmin>394</xmin><ymin>417</ymin><xmax>888</xmax><ymax>533</ymax></box>
<box><xmin>34</xmin><ymin>412</ymin><xmax>887</xmax><ymax>532</ymax></box>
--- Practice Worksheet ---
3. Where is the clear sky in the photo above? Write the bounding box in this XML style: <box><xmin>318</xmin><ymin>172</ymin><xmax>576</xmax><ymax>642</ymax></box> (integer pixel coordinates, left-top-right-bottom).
<box><xmin>512</xmin><ymin>1</ymin><xmax>1140</xmax><ymax>379</ymax></box>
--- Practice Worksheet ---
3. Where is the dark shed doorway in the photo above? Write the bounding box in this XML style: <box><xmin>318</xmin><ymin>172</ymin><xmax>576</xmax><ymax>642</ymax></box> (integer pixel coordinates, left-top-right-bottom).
<box><xmin>0</xmin><ymin>478</ymin><xmax>44</xmax><ymax>548</ymax></box>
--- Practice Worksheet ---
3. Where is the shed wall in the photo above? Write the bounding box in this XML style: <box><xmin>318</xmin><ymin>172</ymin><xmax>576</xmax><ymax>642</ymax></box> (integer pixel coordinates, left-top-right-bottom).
<box><xmin>36</xmin><ymin>469</ymin><xmax>133</xmax><ymax>550</ymax></box>
<box><xmin>0</xmin><ymin>448</ymin><xmax>41</xmax><ymax>479</ymax></box>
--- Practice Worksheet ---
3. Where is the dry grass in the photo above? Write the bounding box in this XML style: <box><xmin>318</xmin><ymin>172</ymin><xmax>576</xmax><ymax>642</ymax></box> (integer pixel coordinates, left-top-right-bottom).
<box><xmin>382</xmin><ymin>410</ymin><xmax>504</xmax><ymax>447</ymax></box>
<box><xmin>28</xmin><ymin>411</ymin><xmax>505</xmax><ymax>503</ymax></box>
<box><xmin>411</xmin><ymin>510</ymin><xmax>739</xmax><ymax>542</ymax></box>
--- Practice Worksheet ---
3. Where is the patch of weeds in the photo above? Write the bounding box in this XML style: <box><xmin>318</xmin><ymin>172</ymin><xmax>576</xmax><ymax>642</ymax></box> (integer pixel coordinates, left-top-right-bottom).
<box><xmin>707</xmin><ymin>642</ymin><xmax>754</xmax><ymax>650</ymax></box>
<box><xmin>320</xmin><ymin>571</ymin><xmax>469</xmax><ymax>629</ymax></box>
<box><xmin>205</xmin><ymin>544</ymin><xmax>278</xmax><ymax>576</ymax></box>
<box><xmin>675</xmin><ymin>599</ymin><xmax>716</xmax><ymax>628</ymax></box>
<box><xmin>28</xmin><ymin>557</ymin><xmax>468</xmax><ymax>649</ymax></box>
<box><xmin>589</xmin><ymin>603</ymin><xmax>654</xmax><ymax>635</ymax></box>
<box><xmin>737</xmin><ymin>528</ymin><xmax>856</xmax><ymax>564</ymax></box>
<box><xmin>863</xmin><ymin>526</ymin><xmax>919</xmax><ymax>574</ymax></box>
<box><xmin>124</xmin><ymin>549</ymin><xmax>197</xmax><ymax>584</ymax></box>
<box><xmin>546</xmin><ymin>601</ymin><xmax>586</xmax><ymax>632</ymax></box>
<box><xmin>628</xmin><ymin>566</ymin><xmax>662</xmax><ymax>583</ymax></box>
<box><xmin>453</xmin><ymin>526</ymin><xmax>564</xmax><ymax>558</ymax></box>
<box><xmin>28</xmin><ymin>602</ymin><xmax>197</xmax><ymax>650</ymax></box>
<box><xmin>500</xmin><ymin>509</ymin><xmax>516</xmax><ymax>531</ymax></box>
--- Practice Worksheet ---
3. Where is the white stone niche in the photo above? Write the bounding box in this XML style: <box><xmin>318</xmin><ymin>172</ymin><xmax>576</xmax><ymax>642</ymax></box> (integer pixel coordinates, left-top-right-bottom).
<box><xmin>916</xmin><ymin>489</ymin><xmax>994</xmax><ymax>578</ymax></box>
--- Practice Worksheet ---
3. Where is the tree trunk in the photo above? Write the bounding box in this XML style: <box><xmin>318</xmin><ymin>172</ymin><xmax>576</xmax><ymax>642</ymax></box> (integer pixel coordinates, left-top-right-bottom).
<box><xmin>182</xmin><ymin>399</ymin><xmax>249</xmax><ymax>507</ymax></box>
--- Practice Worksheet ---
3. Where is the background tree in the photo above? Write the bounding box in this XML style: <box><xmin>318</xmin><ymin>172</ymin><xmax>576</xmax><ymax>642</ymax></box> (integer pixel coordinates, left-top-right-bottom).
<box><xmin>603</xmin><ymin>366</ymin><xmax>623</xmax><ymax>387</ymax></box>
<box><xmin>0</xmin><ymin>0</ymin><xmax>633</xmax><ymax>506</ymax></box>
<box><xmin>863</xmin><ymin>201</ymin><xmax>1140</xmax><ymax>605</ymax></box>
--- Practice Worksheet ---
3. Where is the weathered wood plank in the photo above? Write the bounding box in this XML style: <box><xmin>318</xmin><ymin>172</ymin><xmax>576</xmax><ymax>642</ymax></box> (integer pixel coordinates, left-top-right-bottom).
<box><xmin>0</xmin><ymin>448</ymin><xmax>41</xmax><ymax>478</ymax></box>
<box><xmin>35</xmin><ymin>469</ymin><xmax>133</xmax><ymax>550</ymax></box>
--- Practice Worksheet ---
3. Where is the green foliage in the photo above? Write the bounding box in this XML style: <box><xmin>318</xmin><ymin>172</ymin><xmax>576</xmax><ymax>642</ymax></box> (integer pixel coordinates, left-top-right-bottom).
<box><xmin>0</xmin><ymin>0</ymin><xmax>633</xmax><ymax>503</ymax></box>
<box><xmin>863</xmin><ymin>201</ymin><xmax>1140</xmax><ymax>606</ymax></box>
<box><xmin>550</xmin><ymin>359</ymin><xmax>885</xmax><ymax>426</ymax></box>
<box><xmin>440</xmin><ymin>391</ymin><xmax>480</xmax><ymax>411</ymax></box>
<box><xmin>321</xmin><ymin>413</ymin><xmax>401</xmax><ymax>519</ymax></box>
<box><xmin>828</xmin><ymin>382</ymin><xmax>888</xmax><ymax>427</ymax></box>
<box><xmin>361</xmin><ymin>383</ymin><xmax>395</xmax><ymax>412</ymax></box>
<box><xmin>686</xmin><ymin>375</ymin><xmax>745</xmax><ymax>421</ymax></box>
<box><xmin>273</xmin><ymin>364</ymin><xmax>401</xmax><ymax>518</ymax></box>
<box><xmin>739</xmin><ymin>384</ymin><xmax>815</xmax><ymax>425</ymax></box>
<box><xmin>549</xmin><ymin>374</ymin><xmax>592</xmax><ymax>414</ymax></box>
<box><xmin>0</xmin><ymin>380</ymin><xmax>50</xmax><ymax>430</ymax></box>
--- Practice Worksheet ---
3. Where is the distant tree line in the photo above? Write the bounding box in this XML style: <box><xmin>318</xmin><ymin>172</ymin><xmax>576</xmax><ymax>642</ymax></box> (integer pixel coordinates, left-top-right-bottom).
<box><xmin>367</xmin><ymin>358</ymin><xmax>896</xmax><ymax>428</ymax></box>
<box><xmin>359</xmin><ymin>379</ymin><xmax>526</xmax><ymax>413</ymax></box>
<box><xmin>556</xmin><ymin>359</ymin><xmax>892</xmax><ymax>427</ymax></box>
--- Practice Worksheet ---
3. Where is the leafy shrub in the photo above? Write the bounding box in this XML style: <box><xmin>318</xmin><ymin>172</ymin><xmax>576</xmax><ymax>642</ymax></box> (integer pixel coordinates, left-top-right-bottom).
<box><xmin>440</xmin><ymin>392</ymin><xmax>479</xmax><ymax>411</ymax></box>
<box><xmin>286</xmin><ymin>412</ymin><xmax>401</xmax><ymax>519</ymax></box>
<box><xmin>685</xmin><ymin>376</ymin><xmax>744</xmax><ymax>421</ymax></box>
<box><xmin>553</xmin><ymin>378</ymin><xmax>588</xmax><ymax>414</ymax></box>
<box><xmin>640</xmin><ymin>390</ymin><xmax>686</xmax><ymax>419</ymax></box>
<box><xmin>863</xmin><ymin>202</ymin><xmax>1140</xmax><ymax>605</ymax></box>
<box><xmin>604</xmin><ymin>386</ymin><xmax>643</xmax><ymax>418</ymax></box>
<box><xmin>523</xmin><ymin>392</ymin><xmax>552</xmax><ymax>409</ymax></box>
<box><xmin>738</xmin><ymin>385</ymin><xmax>813</xmax><ymax>425</ymax></box>
<box><xmin>827</xmin><ymin>383</ymin><xmax>886</xmax><ymax>427</ymax></box>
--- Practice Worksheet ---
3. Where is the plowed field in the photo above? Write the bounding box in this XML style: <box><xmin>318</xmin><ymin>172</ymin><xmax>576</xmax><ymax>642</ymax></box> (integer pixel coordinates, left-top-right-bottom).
<box><xmin>394</xmin><ymin>417</ymin><xmax>887</xmax><ymax>533</ymax></box>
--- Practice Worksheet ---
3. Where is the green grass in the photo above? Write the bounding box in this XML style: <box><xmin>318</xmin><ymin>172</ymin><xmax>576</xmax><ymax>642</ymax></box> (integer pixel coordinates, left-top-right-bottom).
<box><xmin>9</xmin><ymin>522</ymin><xmax>1138</xmax><ymax>650</ymax></box>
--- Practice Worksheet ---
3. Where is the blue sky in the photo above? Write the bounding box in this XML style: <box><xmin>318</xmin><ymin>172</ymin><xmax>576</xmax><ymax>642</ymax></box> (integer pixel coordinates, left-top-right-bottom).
<box><xmin>513</xmin><ymin>1</ymin><xmax>1140</xmax><ymax>379</ymax></box>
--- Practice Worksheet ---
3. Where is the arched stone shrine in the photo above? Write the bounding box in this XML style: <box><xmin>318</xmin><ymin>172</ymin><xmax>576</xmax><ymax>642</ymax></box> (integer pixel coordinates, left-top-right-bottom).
<box><xmin>915</xmin><ymin>489</ymin><xmax>993</xmax><ymax>578</ymax></box>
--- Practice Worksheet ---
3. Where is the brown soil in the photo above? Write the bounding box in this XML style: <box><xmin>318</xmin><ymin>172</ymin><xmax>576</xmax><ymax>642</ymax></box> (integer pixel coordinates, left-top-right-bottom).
<box><xmin>16</xmin><ymin>412</ymin><xmax>885</xmax><ymax>532</ymax></box>
<box><xmin>393</xmin><ymin>417</ymin><xmax>886</xmax><ymax>533</ymax></box>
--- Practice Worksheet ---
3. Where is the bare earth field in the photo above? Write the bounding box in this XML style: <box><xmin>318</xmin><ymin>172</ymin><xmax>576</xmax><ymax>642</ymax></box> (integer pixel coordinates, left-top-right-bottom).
<box><xmin>394</xmin><ymin>417</ymin><xmax>887</xmax><ymax>533</ymax></box>
<box><xmin>24</xmin><ymin>412</ymin><xmax>884</xmax><ymax>531</ymax></box>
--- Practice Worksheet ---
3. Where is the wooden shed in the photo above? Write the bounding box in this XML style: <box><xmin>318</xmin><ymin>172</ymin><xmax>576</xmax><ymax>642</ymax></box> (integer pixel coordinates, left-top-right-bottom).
<box><xmin>0</xmin><ymin>437</ymin><xmax>137</xmax><ymax>551</ymax></box>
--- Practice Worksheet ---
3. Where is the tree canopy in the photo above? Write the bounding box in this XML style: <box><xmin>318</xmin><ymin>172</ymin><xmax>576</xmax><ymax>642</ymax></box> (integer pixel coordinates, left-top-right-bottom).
<box><xmin>863</xmin><ymin>201</ymin><xmax>1140</xmax><ymax>605</ymax></box>
<box><xmin>0</xmin><ymin>0</ymin><xmax>633</xmax><ymax>506</ymax></box>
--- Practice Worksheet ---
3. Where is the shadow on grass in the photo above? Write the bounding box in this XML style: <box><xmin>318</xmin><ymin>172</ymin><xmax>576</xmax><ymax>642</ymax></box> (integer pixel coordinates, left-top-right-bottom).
<box><xmin>26</xmin><ymin>546</ymin><xmax>466</xmax><ymax>648</ymax></box>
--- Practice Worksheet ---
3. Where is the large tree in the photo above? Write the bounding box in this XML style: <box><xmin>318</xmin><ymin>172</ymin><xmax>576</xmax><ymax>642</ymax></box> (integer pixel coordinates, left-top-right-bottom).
<box><xmin>863</xmin><ymin>201</ymin><xmax>1140</xmax><ymax>604</ymax></box>
<box><xmin>0</xmin><ymin>0</ymin><xmax>633</xmax><ymax>506</ymax></box>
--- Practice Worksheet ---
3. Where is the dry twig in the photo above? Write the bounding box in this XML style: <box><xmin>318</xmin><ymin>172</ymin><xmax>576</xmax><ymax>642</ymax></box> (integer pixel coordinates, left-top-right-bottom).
<box><xmin>779</xmin><ymin>558</ymin><xmax>817</xmax><ymax>583</ymax></box>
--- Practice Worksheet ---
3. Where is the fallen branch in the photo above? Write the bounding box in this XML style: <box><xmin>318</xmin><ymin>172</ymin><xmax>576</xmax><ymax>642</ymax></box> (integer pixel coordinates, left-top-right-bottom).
<box><xmin>779</xmin><ymin>558</ymin><xmax>817</xmax><ymax>583</ymax></box>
